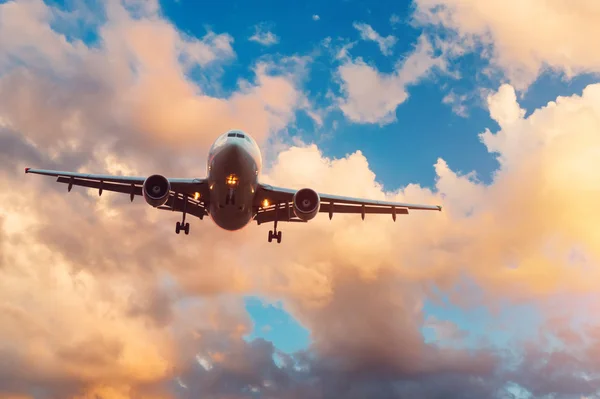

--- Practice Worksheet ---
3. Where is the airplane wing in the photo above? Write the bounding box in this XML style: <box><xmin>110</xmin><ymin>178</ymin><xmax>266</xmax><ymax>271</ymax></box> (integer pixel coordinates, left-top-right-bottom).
<box><xmin>254</xmin><ymin>183</ymin><xmax>441</xmax><ymax>224</ymax></box>
<box><xmin>24</xmin><ymin>168</ymin><xmax>209</xmax><ymax>219</ymax></box>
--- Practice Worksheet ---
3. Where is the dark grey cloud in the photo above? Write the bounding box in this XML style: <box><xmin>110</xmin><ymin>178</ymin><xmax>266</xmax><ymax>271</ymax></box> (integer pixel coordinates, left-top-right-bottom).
<box><xmin>166</xmin><ymin>336</ymin><xmax>507</xmax><ymax>399</ymax></box>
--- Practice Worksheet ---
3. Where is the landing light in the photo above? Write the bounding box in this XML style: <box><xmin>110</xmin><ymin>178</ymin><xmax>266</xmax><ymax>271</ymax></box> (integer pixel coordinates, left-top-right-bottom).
<box><xmin>194</xmin><ymin>192</ymin><xmax>200</xmax><ymax>200</ymax></box>
<box><xmin>226</xmin><ymin>174</ymin><xmax>239</xmax><ymax>187</ymax></box>
<box><xmin>262</xmin><ymin>199</ymin><xmax>270</xmax><ymax>207</ymax></box>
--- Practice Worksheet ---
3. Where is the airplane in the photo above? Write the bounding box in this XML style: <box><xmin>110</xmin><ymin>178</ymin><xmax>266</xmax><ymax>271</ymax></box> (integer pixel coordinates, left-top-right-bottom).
<box><xmin>25</xmin><ymin>130</ymin><xmax>442</xmax><ymax>243</ymax></box>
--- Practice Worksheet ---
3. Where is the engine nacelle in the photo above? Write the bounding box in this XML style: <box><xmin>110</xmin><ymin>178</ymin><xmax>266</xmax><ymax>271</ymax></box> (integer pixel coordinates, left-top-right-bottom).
<box><xmin>293</xmin><ymin>188</ymin><xmax>320</xmax><ymax>221</ymax></box>
<box><xmin>142</xmin><ymin>174</ymin><xmax>171</xmax><ymax>207</ymax></box>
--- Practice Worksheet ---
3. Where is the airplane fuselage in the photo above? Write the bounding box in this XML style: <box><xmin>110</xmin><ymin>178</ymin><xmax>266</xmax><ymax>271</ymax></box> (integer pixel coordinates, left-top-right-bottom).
<box><xmin>206</xmin><ymin>130</ymin><xmax>263</xmax><ymax>231</ymax></box>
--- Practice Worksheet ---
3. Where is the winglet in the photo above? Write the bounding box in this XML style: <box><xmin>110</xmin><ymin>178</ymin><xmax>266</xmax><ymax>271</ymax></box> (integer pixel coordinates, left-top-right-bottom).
<box><xmin>25</xmin><ymin>167</ymin><xmax>30</xmax><ymax>173</ymax></box>
<box><xmin>438</xmin><ymin>205</ymin><xmax>442</xmax><ymax>211</ymax></box>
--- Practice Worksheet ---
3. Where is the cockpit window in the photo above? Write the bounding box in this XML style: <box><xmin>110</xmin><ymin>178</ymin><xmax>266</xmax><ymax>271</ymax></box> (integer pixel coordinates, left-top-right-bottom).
<box><xmin>227</xmin><ymin>131</ymin><xmax>247</xmax><ymax>139</ymax></box>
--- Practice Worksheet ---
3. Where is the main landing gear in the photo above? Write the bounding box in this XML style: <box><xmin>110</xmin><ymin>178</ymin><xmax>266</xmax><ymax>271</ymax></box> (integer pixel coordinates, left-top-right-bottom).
<box><xmin>176</xmin><ymin>221</ymin><xmax>189</xmax><ymax>235</ymax></box>
<box><xmin>268</xmin><ymin>214</ymin><xmax>282</xmax><ymax>243</ymax></box>
<box><xmin>176</xmin><ymin>194</ymin><xmax>190</xmax><ymax>235</ymax></box>
<box><xmin>268</xmin><ymin>229</ymin><xmax>282</xmax><ymax>243</ymax></box>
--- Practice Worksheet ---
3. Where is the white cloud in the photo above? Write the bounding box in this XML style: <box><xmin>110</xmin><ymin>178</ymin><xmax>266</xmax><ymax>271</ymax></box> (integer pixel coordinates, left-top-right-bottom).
<box><xmin>442</xmin><ymin>90</ymin><xmax>469</xmax><ymax>117</ymax></box>
<box><xmin>312</xmin><ymin>14</ymin><xmax>320</xmax><ymax>21</ymax></box>
<box><xmin>335</xmin><ymin>41</ymin><xmax>357</xmax><ymax>61</ymax></box>
<box><xmin>486</xmin><ymin>84</ymin><xmax>525</xmax><ymax>127</ymax></box>
<box><xmin>352</xmin><ymin>22</ymin><xmax>397</xmax><ymax>56</ymax></box>
<box><xmin>413</xmin><ymin>0</ymin><xmax>600</xmax><ymax>89</ymax></box>
<box><xmin>179</xmin><ymin>30</ymin><xmax>235</xmax><ymax>68</ymax></box>
<box><xmin>336</xmin><ymin>34</ymin><xmax>445</xmax><ymax>124</ymax></box>
<box><xmin>249</xmin><ymin>23</ymin><xmax>279</xmax><ymax>46</ymax></box>
<box><xmin>390</xmin><ymin>14</ymin><xmax>401</xmax><ymax>26</ymax></box>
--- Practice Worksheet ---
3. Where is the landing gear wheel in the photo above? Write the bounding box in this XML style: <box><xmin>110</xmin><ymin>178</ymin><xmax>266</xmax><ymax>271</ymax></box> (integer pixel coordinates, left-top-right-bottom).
<box><xmin>267</xmin><ymin>230</ymin><xmax>282</xmax><ymax>243</ymax></box>
<box><xmin>184</xmin><ymin>223</ymin><xmax>190</xmax><ymax>235</ymax></box>
<box><xmin>176</xmin><ymin>221</ymin><xmax>181</xmax><ymax>234</ymax></box>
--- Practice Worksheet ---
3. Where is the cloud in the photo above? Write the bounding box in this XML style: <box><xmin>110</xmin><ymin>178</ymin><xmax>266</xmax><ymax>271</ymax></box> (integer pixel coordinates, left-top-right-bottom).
<box><xmin>413</xmin><ymin>0</ymin><xmax>600</xmax><ymax>89</ymax></box>
<box><xmin>485</xmin><ymin>83</ymin><xmax>525</xmax><ymax>126</ymax></box>
<box><xmin>264</xmin><ymin>80</ymin><xmax>600</xmax><ymax>301</ymax></box>
<box><xmin>442</xmin><ymin>90</ymin><xmax>469</xmax><ymax>117</ymax></box>
<box><xmin>352</xmin><ymin>22</ymin><xmax>397</xmax><ymax>56</ymax></box>
<box><xmin>2</xmin><ymin>0</ymin><xmax>600</xmax><ymax>398</ymax></box>
<box><xmin>249</xmin><ymin>23</ymin><xmax>280</xmax><ymax>46</ymax></box>
<box><xmin>250</xmin><ymin>82</ymin><xmax>600</xmax><ymax>397</ymax></box>
<box><xmin>312</xmin><ymin>14</ymin><xmax>320</xmax><ymax>21</ymax></box>
<box><xmin>335</xmin><ymin>34</ymin><xmax>446</xmax><ymax>124</ymax></box>
<box><xmin>0</xmin><ymin>0</ymin><xmax>233</xmax><ymax>72</ymax></box>
<box><xmin>423</xmin><ymin>315</ymin><xmax>469</xmax><ymax>343</ymax></box>
<box><xmin>0</xmin><ymin>0</ymin><xmax>313</xmax><ymax>178</ymax></box>
<box><xmin>4</xmin><ymin>72</ymin><xmax>600</xmax><ymax>399</ymax></box>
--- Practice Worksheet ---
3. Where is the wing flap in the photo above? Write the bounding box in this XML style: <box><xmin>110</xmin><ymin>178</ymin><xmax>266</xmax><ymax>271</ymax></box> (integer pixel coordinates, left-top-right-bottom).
<box><xmin>27</xmin><ymin>168</ymin><xmax>146</xmax><ymax>184</ymax></box>
<box><xmin>254</xmin><ymin>183</ymin><xmax>441</xmax><ymax>224</ymax></box>
<box><xmin>258</xmin><ymin>184</ymin><xmax>442</xmax><ymax>211</ymax></box>
<box><xmin>157</xmin><ymin>194</ymin><xmax>208</xmax><ymax>219</ymax></box>
<box><xmin>53</xmin><ymin>174</ymin><xmax>208</xmax><ymax>219</ymax></box>
<box><xmin>28</xmin><ymin>168</ymin><xmax>207</xmax><ymax>197</ymax></box>
<box><xmin>254</xmin><ymin>204</ymin><xmax>306</xmax><ymax>225</ymax></box>
<box><xmin>254</xmin><ymin>202</ymin><xmax>411</xmax><ymax>224</ymax></box>
<box><xmin>320</xmin><ymin>202</ymin><xmax>410</xmax><ymax>215</ymax></box>
<box><xmin>56</xmin><ymin>176</ymin><xmax>143</xmax><ymax>196</ymax></box>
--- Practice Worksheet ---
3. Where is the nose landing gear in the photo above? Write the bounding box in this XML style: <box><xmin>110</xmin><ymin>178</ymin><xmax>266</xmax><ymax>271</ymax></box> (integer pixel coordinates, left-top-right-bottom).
<box><xmin>225</xmin><ymin>188</ymin><xmax>236</xmax><ymax>205</ymax></box>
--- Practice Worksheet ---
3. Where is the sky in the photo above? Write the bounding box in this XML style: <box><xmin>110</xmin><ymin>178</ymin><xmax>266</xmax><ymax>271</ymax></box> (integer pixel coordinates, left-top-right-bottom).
<box><xmin>0</xmin><ymin>0</ymin><xmax>599</xmax><ymax>398</ymax></box>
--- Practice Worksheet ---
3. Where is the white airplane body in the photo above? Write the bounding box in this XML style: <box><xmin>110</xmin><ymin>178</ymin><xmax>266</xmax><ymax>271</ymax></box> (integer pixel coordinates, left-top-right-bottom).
<box><xmin>206</xmin><ymin>130</ymin><xmax>263</xmax><ymax>230</ymax></box>
<box><xmin>26</xmin><ymin>130</ymin><xmax>441</xmax><ymax>243</ymax></box>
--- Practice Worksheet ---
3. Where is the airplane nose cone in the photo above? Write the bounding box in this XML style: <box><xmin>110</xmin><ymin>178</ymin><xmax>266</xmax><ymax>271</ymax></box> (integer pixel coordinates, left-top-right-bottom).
<box><xmin>223</xmin><ymin>141</ymin><xmax>243</xmax><ymax>159</ymax></box>
<box><xmin>218</xmin><ymin>140</ymin><xmax>246</xmax><ymax>166</ymax></box>
<box><xmin>230</xmin><ymin>142</ymin><xmax>243</xmax><ymax>156</ymax></box>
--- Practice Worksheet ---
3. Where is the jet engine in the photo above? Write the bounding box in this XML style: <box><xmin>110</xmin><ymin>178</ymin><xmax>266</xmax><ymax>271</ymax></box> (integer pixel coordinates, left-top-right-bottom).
<box><xmin>293</xmin><ymin>188</ymin><xmax>320</xmax><ymax>221</ymax></box>
<box><xmin>143</xmin><ymin>174</ymin><xmax>171</xmax><ymax>207</ymax></box>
